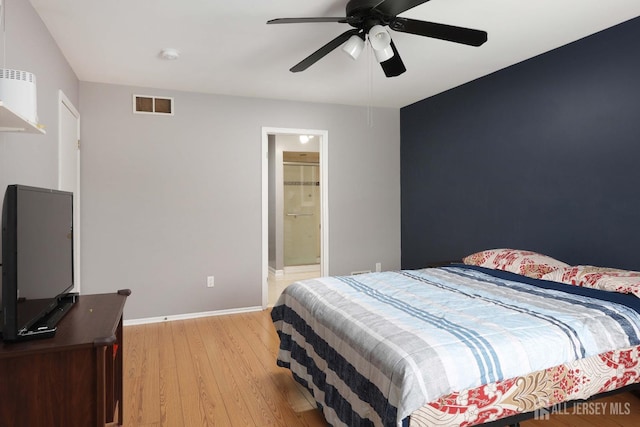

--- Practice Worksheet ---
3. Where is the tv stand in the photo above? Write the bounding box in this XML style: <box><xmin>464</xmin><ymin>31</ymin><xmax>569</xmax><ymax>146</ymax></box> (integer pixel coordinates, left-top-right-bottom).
<box><xmin>0</xmin><ymin>290</ymin><xmax>130</xmax><ymax>426</ymax></box>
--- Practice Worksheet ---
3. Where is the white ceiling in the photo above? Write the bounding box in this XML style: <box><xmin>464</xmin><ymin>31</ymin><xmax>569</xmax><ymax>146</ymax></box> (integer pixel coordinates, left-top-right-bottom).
<box><xmin>29</xmin><ymin>0</ymin><xmax>640</xmax><ymax>108</ymax></box>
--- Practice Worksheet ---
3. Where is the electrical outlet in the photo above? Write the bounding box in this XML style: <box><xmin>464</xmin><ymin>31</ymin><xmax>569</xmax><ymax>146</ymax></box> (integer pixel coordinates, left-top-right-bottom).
<box><xmin>207</xmin><ymin>276</ymin><xmax>215</xmax><ymax>288</ymax></box>
<box><xmin>375</xmin><ymin>262</ymin><xmax>381</xmax><ymax>272</ymax></box>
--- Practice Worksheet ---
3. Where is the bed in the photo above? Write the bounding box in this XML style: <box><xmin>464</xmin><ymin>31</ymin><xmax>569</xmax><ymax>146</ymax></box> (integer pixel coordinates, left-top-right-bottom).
<box><xmin>271</xmin><ymin>249</ymin><xmax>640</xmax><ymax>427</ymax></box>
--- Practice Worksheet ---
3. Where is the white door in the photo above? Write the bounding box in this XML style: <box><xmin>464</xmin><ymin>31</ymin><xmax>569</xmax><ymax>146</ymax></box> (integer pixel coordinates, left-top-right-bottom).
<box><xmin>58</xmin><ymin>91</ymin><xmax>81</xmax><ymax>293</ymax></box>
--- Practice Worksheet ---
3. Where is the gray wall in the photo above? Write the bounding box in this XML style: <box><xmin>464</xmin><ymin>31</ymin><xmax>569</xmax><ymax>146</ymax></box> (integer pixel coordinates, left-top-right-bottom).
<box><xmin>0</xmin><ymin>0</ymin><xmax>400</xmax><ymax>322</ymax></box>
<box><xmin>0</xmin><ymin>0</ymin><xmax>79</xmax><ymax>250</ymax></box>
<box><xmin>79</xmin><ymin>82</ymin><xmax>401</xmax><ymax>320</ymax></box>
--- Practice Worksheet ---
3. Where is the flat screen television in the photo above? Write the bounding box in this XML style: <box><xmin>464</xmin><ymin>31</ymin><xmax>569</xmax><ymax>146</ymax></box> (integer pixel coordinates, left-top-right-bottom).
<box><xmin>1</xmin><ymin>185</ymin><xmax>75</xmax><ymax>341</ymax></box>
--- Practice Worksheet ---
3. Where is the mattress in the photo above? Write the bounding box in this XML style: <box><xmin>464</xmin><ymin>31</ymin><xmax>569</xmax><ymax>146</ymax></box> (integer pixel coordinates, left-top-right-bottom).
<box><xmin>271</xmin><ymin>265</ymin><xmax>640</xmax><ymax>427</ymax></box>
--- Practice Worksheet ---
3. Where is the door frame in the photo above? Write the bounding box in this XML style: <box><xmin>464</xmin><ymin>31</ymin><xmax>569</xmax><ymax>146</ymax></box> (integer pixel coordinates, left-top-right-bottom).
<box><xmin>58</xmin><ymin>90</ymin><xmax>81</xmax><ymax>293</ymax></box>
<box><xmin>261</xmin><ymin>127</ymin><xmax>329</xmax><ymax>308</ymax></box>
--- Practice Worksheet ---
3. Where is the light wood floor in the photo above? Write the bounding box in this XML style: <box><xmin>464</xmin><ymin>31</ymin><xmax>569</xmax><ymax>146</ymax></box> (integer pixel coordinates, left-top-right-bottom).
<box><xmin>123</xmin><ymin>310</ymin><xmax>325</xmax><ymax>427</ymax></box>
<box><xmin>123</xmin><ymin>310</ymin><xmax>640</xmax><ymax>427</ymax></box>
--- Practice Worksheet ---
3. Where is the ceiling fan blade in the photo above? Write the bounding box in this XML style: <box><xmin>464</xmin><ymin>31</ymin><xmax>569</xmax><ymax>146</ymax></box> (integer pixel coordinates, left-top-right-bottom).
<box><xmin>372</xmin><ymin>0</ymin><xmax>431</xmax><ymax>17</ymax></box>
<box><xmin>290</xmin><ymin>29</ymin><xmax>360</xmax><ymax>73</ymax></box>
<box><xmin>267</xmin><ymin>17</ymin><xmax>349</xmax><ymax>25</ymax></box>
<box><xmin>380</xmin><ymin>40</ymin><xmax>406</xmax><ymax>77</ymax></box>
<box><xmin>390</xmin><ymin>17</ymin><xmax>487</xmax><ymax>46</ymax></box>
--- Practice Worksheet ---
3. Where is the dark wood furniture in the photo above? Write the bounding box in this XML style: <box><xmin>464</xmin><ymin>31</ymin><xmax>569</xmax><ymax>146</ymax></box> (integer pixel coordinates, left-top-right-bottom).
<box><xmin>0</xmin><ymin>290</ymin><xmax>130</xmax><ymax>427</ymax></box>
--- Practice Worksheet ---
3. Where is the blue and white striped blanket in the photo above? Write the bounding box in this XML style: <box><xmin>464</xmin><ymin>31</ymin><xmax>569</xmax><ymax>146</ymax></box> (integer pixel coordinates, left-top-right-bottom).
<box><xmin>271</xmin><ymin>266</ymin><xmax>640</xmax><ymax>427</ymax></box>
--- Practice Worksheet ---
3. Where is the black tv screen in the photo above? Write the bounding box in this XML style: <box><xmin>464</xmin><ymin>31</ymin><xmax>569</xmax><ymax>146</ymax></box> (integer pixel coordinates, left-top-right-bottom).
<box><xmin>1</xmin><ymin>185</ymin><xmax>74</xmax><ymax>341</ymax></box>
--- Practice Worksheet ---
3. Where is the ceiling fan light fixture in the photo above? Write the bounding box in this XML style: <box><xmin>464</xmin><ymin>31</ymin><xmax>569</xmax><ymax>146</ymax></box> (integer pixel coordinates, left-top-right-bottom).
<box><xmin>342</xmin><ymin>35</ymin><xmax>365</xmax><ymax>60</ymax></box>
<box><xmin>374</xmin><ymin>45</ymin><xmax>394</xmax><ymax>63</ymax></box>
<box><xmin>267</xmin><ymin>0</ymin><xmax>487</xmax><ymax>77</ymax></box>
<box><xmin>368</xmin><ymin>25</ymin><xmax>391</xmax><ymax>51</ymax></box>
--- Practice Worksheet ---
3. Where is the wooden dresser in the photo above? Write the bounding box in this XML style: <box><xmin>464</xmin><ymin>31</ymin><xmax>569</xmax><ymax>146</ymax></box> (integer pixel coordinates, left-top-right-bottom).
<box><xmin>0</xmin><ymin>290</ymin><xmax>130</xmax><ymax>426</ymax></box>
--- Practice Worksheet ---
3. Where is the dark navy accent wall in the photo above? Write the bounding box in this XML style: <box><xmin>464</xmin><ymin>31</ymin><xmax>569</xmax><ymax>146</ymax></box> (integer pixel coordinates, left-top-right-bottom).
<box><xmin>401</xmin><ymin>16</ymin><xmax>640</xmax><ymax>270</ymax></box>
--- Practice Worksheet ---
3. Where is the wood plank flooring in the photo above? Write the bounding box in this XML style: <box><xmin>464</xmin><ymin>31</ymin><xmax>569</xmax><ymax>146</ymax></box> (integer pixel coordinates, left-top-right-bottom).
<box><xmin>124</xmin><ymin>310</ymin><xmax>325</xmax><ymax>427</ymax></box>
<box><xmin>123</xmin><ymin>310</ymin><xmax>640</xmax><ymax>426</ymax></box>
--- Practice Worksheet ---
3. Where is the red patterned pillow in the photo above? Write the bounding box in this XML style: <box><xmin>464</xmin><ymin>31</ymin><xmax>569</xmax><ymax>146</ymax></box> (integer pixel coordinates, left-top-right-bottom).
<box><xmin>542</xmin><ymin>266</ymin><xmax>640</xmax><ymax>298</ymax></box>
<box><xmin>462</xmin><ymin>248</ymin><xmax>569</xmax><ymax>279</ymax></box>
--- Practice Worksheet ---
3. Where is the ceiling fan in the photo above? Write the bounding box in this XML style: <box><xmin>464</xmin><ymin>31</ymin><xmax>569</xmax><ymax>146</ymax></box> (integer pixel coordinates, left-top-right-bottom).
<box><xmin>267</xmin><ymin>0</ymin><xmax>488</xmax><ymax>77</ymax></box>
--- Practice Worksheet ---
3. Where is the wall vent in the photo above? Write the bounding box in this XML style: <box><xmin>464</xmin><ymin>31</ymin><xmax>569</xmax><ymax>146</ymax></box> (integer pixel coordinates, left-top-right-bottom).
<box><xmin>133</xmin><ymin>95</ymin><xmax>174</xmax><ymax>115</ymax></box>
<box><xmin>0</xmin><ymin>69</ymin><xmax>38</xmax><ymax>123</ymax></box>
<box><xmin>350</xmin><ymin>270</ymin><xmax>372</xmax><ymax>275</ymax></box>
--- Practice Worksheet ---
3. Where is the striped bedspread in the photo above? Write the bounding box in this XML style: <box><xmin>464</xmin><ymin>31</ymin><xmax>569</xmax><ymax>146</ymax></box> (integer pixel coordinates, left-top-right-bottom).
<box><xmin>271</xmin><ymin>266</ymin><xmax>640</xmax><ymax>427</ymax></box>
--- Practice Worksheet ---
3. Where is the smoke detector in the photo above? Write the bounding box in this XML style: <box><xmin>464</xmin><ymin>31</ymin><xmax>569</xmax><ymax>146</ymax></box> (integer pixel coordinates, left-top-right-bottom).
<box><xmin>160</xmin><ymin>48</ymin><xmax>180</xmax><ymax>60</ymax></box>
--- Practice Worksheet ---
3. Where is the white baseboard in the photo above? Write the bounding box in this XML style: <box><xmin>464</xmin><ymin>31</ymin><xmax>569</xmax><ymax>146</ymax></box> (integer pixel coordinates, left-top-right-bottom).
<box><xmin>123</xmin><ymin>305</ymin><xmax>263</xmax><ymax>326</ymax></box>
<box><xmin>284</xmin><ymin>264</ymin><xmax>321</xmax><ymax>275</ymax></box>
<box><xmin>269</xmin><ymin>266</ymin><xmax>284</xmax><ymax>277</ymax></box>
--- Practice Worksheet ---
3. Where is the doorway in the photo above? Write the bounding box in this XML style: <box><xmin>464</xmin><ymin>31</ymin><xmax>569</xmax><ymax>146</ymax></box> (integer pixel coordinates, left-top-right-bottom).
<box><xmin>261</xmin><ymin>128</ymin><xmax>329</xmax><ymax>307</ymax></box>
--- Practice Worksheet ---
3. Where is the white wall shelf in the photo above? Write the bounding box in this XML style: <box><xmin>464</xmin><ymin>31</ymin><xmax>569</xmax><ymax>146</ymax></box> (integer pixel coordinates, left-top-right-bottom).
<box><xmin>0</xmin><ymin>100</ymin><xmax>45</xmax><ymax>134</ymax></box>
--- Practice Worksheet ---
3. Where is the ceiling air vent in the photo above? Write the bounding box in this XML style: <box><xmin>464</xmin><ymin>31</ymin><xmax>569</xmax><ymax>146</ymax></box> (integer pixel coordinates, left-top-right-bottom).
<box><xmin>133</xmin><ymin>94</ymin><xmax>173</xmax><ymax>115</ymax></box>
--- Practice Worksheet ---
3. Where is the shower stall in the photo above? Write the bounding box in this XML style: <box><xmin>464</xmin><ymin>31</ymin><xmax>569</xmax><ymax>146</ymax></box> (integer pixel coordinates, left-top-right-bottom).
<box><xmin>283</xmin><ymin>161</ymin><xmax>320</xmax><ymax>268</ymax></box>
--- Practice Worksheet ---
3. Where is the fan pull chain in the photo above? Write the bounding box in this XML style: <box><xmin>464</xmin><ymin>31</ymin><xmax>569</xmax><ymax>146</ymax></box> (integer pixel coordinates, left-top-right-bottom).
<box><xmin>366</xmin><ymin>39</ymin><xmax>374</xmax><ymax>128</ymax></box>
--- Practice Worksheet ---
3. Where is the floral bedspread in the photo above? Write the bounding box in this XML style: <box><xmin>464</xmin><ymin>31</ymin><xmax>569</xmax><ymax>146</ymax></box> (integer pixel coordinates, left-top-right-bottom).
<box><xmin>410</xmin><ymin>345</ymin><xmax>640</xmax><ymax>426</ymax></box>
